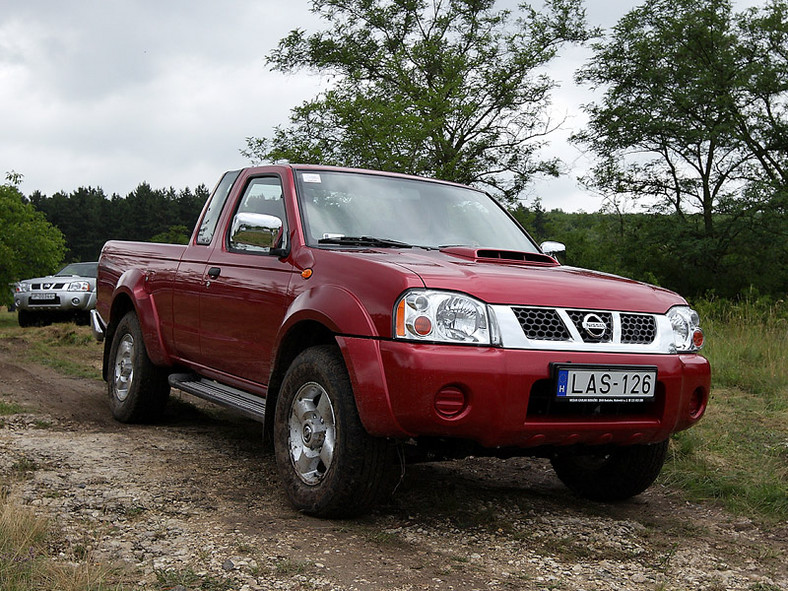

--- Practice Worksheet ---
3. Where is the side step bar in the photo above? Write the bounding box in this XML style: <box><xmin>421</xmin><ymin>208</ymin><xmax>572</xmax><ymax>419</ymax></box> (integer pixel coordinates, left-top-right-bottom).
<box><xmin>168</xmin><ymin>373</ymin><xmax>266</xmax><ymax>421</ymax></box>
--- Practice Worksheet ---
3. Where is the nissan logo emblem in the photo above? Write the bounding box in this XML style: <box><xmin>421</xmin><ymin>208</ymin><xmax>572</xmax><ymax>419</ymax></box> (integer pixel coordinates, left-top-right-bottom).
<box><xmin>581</xmin><ymin>313</ymin><xmax>607</xmax><ymax>339</ymax></box>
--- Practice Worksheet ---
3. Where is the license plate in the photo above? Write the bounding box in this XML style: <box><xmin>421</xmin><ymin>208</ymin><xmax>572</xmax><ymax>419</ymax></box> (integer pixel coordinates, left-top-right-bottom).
<box><xmin>30</xmin><ymin>293</ymin><xmax>57</xmax><ymax>301</ymax></box>
<box><xmin>555</xmin><ymin>364</ymin><xmax>657</xmax><ymax>401</ymax></box>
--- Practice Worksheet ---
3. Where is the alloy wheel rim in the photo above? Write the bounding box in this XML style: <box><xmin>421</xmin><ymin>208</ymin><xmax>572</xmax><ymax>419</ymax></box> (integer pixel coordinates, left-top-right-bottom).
<box><xmin>287</xmin><ymin>382</ymin><xmax>336</xmax><ymax>485</ymax></box>
<box><xmin>113</xmin><ymin>334</ymin><xmax>135</xmax><ymax>402</ymax></box>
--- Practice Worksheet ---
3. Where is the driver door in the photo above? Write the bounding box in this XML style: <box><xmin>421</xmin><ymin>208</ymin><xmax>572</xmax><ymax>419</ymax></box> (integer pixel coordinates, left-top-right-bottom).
<box><xmin>198</xmin><ymin>175</ymin><xmax>296</xmax><ymax>385</ymax></box>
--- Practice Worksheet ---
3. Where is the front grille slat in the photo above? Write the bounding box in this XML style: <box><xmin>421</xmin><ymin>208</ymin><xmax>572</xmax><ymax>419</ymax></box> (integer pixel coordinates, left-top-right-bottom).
<box><xmin>620</xmin><ymin>313</ymin><xmax>657</xmax><ymax>344</ymax></box>
<box><xmin>512</xmin><ymin>307</ymin><xmax>571</xmax><ymax>341</ymax></box>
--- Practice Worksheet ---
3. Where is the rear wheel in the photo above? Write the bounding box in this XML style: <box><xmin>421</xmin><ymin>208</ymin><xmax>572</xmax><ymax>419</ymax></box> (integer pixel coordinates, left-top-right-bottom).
<box><xmin>273</xmin><ymin>345</ymin><xmax>391</xmax><ymax>517</ymax></box>
<box><xmin>550</xmin><ymin>441</ymin><xmax>669</xmax><ymax>501</ymax></box>
<box><xmin>107</xmin><ymin>311</ymin><xmax>170</xmax><ymax>423</ymax></box>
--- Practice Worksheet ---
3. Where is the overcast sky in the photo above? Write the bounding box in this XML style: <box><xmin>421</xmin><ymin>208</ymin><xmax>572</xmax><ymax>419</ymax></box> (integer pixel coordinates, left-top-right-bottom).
<box><xmin>0</xmin><ymin>1</ymin><xmax>757</xmax><ymax>212</ymax></box>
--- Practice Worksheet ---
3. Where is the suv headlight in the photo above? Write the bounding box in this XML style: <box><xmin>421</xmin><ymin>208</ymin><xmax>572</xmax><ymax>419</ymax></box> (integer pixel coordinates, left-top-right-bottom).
<box><xmin>667</xmin><ymin>306</ymin><xmax>704</xmax><ymax>352</ymax></box>
<box><xmin>16</xmin><ymin>283</ymin><xmax>30</xmax><ymax>293</ymax></box>
<box><xmin>67</xmin><ymin>281</ymin><xmax>91</xmax><ymax>292</ymax></box>
<box><xmin>394</xmin><ymin>289</ymin><xmax>500</xmax><ymax>345</ymax></box>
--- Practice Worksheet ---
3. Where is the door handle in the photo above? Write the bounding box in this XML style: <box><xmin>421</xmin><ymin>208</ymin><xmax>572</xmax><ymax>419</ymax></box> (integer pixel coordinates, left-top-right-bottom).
<box><xmin>207</xmin><ymin>267</ymin><xmax>221</xmax><ymax>279</ymax></box>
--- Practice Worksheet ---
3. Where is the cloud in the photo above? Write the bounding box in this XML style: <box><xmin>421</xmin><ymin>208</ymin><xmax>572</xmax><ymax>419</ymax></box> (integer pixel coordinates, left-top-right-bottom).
<box><xmin>0</xmin><ymin>0</ymin><xmax>323</xmax><ymax>196</ymax></box>
<box><xmin>8</xmin><ymin>0</ymin><xmax>760</xmax><ymax>212</ymax></box>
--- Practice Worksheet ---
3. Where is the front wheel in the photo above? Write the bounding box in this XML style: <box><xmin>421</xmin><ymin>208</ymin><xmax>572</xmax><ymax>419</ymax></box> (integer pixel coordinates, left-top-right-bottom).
<box><xmin>273</xmin><ymin>345</ymin><xmax>391</xmax><ymax>517</ymax></box>
<box><xmin>550</xmin><ymin>441</ymin><xmax>669</xmax><ymax>502</ymax></box>
<box><xmin>17</xmin><ymin>309</ymin><xmax>35</xmax><ymax>327</ymax></box>
<box><xmin>107</xmin><ymin>311</ymin><xmax>170</xmax><ymax>423</ymax></box>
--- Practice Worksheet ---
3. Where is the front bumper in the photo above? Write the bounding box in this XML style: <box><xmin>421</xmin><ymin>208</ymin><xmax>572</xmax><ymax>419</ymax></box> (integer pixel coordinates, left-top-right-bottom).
<box><xmin>15</xmin><ymin>291</ymin><xmax>97</xmax><ymax>313</ymax></box>
<box><xmin>339</xmin><ymin>337</ymin><xmax>710</xmax><ymax>449</ymax></box>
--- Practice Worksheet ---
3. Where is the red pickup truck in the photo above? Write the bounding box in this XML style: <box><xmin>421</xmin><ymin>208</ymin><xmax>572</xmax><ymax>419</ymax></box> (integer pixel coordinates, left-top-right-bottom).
<box><xmin>92</xmin><ymin>164</ymin><xmax>710</xmax><ymax>517</ymax></box>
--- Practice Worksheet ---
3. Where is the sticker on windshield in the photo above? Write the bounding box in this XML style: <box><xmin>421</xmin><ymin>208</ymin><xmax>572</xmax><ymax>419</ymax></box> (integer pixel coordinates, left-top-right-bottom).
<box><xmin>302</xmin><ymin>173</ymin><xmax>322</xmax><ymax>184</ymax></box>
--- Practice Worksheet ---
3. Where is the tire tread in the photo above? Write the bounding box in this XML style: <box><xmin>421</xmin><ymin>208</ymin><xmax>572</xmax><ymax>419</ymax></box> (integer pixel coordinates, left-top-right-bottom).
<box><xmin>107</xmin><ymin>311</ymin><xmax>169</xmax><ymax>423</ymax></box>
<box><xmin>274</xmin><ymin>345</ymin><xmax>392</xmax><ymax>517</ymax></box>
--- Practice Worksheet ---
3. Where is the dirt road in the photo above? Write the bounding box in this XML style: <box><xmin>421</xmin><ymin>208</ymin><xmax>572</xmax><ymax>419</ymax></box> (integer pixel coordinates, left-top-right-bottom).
<box><xmin>0</xmin><ymin>338</ymin><xmax>785</xmax><ymax>590</ymax></box>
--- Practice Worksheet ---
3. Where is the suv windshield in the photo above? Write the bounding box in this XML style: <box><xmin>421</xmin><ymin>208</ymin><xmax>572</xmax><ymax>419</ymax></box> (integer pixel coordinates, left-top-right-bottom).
<box><xmin>295</xmin><ymin>170</ymin><xmax>538</xmax><ymax>251</ymax></box>
<box><xmin>56</xmin><ymin>262</ymin><xmax>98</xmax><ymax>278</ymax></box>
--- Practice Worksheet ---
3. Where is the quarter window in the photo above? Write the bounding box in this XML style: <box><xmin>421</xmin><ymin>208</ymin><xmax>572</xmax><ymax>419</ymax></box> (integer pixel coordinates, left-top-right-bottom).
<box><xmin>196</xmin><ymin>170</ymin><xmax>240</xmax><ymax>245</ymax></box>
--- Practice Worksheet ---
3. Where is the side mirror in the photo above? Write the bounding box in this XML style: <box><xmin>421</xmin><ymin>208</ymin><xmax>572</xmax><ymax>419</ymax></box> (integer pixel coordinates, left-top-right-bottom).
<box><xmin>229</xmin><ymin>213</ymin><xmax>287</xmax><ymax>255</ymax></box>
<box><xmin>540</xmin><ymin>240</ymin><xmax>566</xmax><ymax>258</ymax></box>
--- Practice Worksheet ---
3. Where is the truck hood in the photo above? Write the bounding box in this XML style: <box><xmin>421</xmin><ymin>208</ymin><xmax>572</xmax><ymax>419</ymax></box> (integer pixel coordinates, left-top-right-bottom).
<box><xmin>341</xmin><ymin>246</ymin><xmax>685</xmax><ymax>314</ymax></box>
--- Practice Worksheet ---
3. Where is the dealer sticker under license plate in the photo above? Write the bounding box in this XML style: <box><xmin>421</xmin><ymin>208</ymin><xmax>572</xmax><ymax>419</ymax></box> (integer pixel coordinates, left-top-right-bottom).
<box><xmin>555</xmin><ymin>365</ymin><xmax>657</xmax><ymax>402</ymax></box>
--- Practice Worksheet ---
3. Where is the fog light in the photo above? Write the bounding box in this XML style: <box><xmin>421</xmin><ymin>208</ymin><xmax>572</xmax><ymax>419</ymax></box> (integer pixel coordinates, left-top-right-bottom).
<box><xmin>688</xmin><ymin>387</ymin><xmax>707</xmax><ymax>420</ymax></box>
<box><xmin>434</xmin><ymin>387</ymin><xmax>467</xmax><ymax>419</ymax></box>
<box><xmin>72</xmin><ymin>297</ymin><xmax>81</xmax><ymax>306</ymax></box>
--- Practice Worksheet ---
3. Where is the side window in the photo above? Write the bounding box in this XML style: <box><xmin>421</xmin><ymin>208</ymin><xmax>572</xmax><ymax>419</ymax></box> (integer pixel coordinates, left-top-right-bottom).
<box><xmin>196</xmin><ymin>170</ymin><xmax>240</xmax><ymax>245</ymax></box>
<box><xmin>228</xmin><ymin>176</ymin><xmax>288</xmax><ymax>254</ymax></box>
<box><xmin>235</xmin><ymin>176</ymin><xmax>286</xmax><ymax>219</ymax></box>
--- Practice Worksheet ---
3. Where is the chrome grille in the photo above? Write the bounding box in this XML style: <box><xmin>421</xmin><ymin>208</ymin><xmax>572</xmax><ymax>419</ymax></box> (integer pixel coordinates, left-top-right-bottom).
<box><xmin>512</xmin><ymin>307</ymin><xmax>571</xmax><ymax>341</ymax></box>
<box><xmin>620</xmin><ymin>314</ymin><xmax>657</xmax><ymax>344</ymax></box>
<box><xmin>503</xmin><ymin>305</ymin><xmax>662</xmax><ymax>350</ymax></box>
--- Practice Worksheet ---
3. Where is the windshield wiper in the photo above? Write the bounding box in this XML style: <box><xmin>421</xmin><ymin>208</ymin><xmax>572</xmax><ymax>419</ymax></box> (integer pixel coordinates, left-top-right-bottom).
<box><xmin>318</xmin><ymin>236</ymin><xmax>413</xmax><ymax>248</ymax></box>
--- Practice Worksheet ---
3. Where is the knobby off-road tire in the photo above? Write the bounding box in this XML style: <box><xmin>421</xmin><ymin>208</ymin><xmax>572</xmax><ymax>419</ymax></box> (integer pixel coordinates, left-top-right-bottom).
<box><xmin>550</xmin><ymin>440</ymin><xmax>670</xmax><ymax>502</ymax></box>
<box><xmin>273</xmin><ymin>345</ymin><xmax>392</xmax><ymax>518</ymax></box>
<box><xmin>107</xmin><ymin>311</ymin><xmax>170</xmax><ymax>423</ymax></box>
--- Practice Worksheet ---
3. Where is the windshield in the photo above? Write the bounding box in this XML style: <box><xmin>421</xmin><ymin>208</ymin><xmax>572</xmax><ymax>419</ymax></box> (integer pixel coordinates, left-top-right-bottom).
<box><xmin>56</xmin><ymin>262</ymin><xmax>98</xmax><ymax>278</ymax></box>
<box><xmin>295</xmin><ymin>170</ymin><xmax>538</xmax><ymax>251</ymax></box>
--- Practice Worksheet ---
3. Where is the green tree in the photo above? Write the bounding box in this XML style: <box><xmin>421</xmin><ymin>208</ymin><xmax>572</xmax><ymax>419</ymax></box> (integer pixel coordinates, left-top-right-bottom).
<box><xmin>149</xmin><ymin>225</ymin><xmax>191</xmax><ymax>244</ymax></box>
<box><xmin>573</xmin><ymin>0</ymin><xmax>788</xmax><ymax>297</ymax></box>
<box><xmin>244</xmin><ymin>0</ymin><xmax>593</xmax><ymax>203</ymax></box>
<box><xmin>0</xmin><ymin>180</ymin><xmax>65</xmax><ymax>307</ymax></box>
<box><xmin>575</xmin><ymin>0</ymin><xmax>744</xmax><ymax>231</ymax></box>
<box><xmin>31</xmin><ymin>183</ymin><xmax>208</xmax><ymax>260</ymax></box>
<box><xmin>733</xmin><ymin>1</ymin><xmax>788</xmax><ymax>188</ymax></box>
<box><xmin>31</xmin><ymin>187</ymin><xmax>109</xmax><ymax>262</ymax></box>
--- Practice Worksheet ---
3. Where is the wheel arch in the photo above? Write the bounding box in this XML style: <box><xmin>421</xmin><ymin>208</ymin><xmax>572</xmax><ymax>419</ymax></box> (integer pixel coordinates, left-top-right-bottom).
<box><xmin>264</xmin><ymin>284</ymin><xmax>382</xmax><ymax>441</ymax></box>
<box><xmin>102</xmin><ymin>293</ymin><xmax>134</xmax><ymax>381</ymax></box>
<box><xmin>101</xmin><ymin>276</ymin><xmax>171</xmax><ymax>381</ymax></box>
<box><xmin>264</xmin><ymin>319</ymin><xmax>337</xmax><ymax>446</ymax></box>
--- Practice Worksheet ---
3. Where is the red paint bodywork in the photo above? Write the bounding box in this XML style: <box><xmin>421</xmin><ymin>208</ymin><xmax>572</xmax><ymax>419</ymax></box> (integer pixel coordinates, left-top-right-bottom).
<box><xmin>96</xmin><ymin>165</ymin><xmax>710</xmax><ymax>449</ymax></box>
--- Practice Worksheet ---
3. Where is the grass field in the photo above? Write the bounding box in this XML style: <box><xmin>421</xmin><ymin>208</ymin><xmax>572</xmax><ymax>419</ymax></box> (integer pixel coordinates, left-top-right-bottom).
<box><xmin>1</xmin><ymin>301</ymin><xmax>787</xmax><ymax>522</ymax></box>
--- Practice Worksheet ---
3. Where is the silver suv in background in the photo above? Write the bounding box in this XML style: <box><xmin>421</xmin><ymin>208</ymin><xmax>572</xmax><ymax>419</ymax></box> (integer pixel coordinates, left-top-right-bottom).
<box><xmin>14</xmin><ymin>262</ymin><xmax>98</xmax><ymax>327</ymax></box>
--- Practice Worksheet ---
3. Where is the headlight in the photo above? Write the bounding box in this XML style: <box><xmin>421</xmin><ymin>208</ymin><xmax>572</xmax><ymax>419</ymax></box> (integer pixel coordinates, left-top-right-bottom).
<box><xmin>67</xmin><ymin>281</ymin><xmax>91</xmax><ymax>292</ymax></box>
<box><xmin>16</xmin><ymin>283</ymin><xmax>30</xmax><ymax>293</ymax></box>
<box><xmin>667</xmin><ymin>306</ymin><xmax>704</xmax><ymax>352</ymax></box>
<box><xmin>394</xmin><ymin>289</ymin><xmax>500</xmax><ymax>345</ymax></box>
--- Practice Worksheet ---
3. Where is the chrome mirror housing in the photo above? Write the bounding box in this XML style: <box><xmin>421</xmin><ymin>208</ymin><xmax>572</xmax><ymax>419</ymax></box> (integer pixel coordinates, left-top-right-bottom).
<box><xmin>540</xmin><ymin>240</ymin><xmax>566</xmax><ymax>258</ymax></box>
<box><xmin>229</xmin><ymin>213</ymin><xmax>286</xmax><ymax>254</ymax></box>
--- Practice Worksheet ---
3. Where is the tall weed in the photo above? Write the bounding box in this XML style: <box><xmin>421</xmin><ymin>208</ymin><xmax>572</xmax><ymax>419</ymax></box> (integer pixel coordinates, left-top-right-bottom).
<box><xmin>0</xmin><ymin>494</ymin><xmax>129</xmax><ymax>590</ymax></box>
